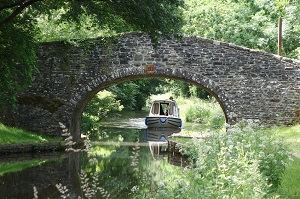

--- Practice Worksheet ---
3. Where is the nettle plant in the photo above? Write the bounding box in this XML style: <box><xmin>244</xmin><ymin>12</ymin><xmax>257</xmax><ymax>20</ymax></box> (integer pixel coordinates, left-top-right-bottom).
<box><xmin>179</xmin><ymin>122</ymin><xmax>290</xmax><ymax>197</ymax></box>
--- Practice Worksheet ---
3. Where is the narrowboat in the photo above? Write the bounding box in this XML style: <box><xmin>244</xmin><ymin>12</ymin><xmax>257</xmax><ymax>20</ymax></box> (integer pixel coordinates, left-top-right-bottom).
<box><xmin>145</xmin><ymin>99</ymin><xmax>182</xmax><ymax>128</ymax></box>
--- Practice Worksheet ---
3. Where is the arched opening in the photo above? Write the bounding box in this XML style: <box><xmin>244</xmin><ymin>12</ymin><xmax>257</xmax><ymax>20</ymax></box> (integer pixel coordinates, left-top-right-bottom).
<box><xmin>69</xmin><ymin>67</ymin><xmax>231</xmax><ymax>141</ymax></box>
<box><xmin>66</xmin><ymin>73</ymin><xmax>229</xmax><ymax>197</ymax></box>
<box><xmin>80</xmin><ymin>77</ymin><xmax>227</xmax><ymax>139</ymax></box>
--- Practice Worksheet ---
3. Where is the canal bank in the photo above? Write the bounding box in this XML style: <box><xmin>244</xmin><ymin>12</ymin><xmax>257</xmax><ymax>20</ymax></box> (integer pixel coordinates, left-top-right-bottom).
<box><xmin>0</xmin><ymin>123</ymin><xmax>66</xmax><ymax>154</ymax></box>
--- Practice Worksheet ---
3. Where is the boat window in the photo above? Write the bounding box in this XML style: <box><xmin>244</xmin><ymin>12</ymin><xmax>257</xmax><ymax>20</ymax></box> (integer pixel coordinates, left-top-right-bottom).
<box><xmin>169</xmin><ymin>103</ymin><xmax>174</xmax><ymax>115</ymax></box>
<box><xmin>151</xmin><ymin>103</ymin><xmax>159</xmax><ymax>114</ymax></box>
<box><xmin>173</xmin><ymin>102</ymin><xmax>178</xmax><ymax>117</ymax></box>
<box><xmin>160</xmin><ymin>103</ymin><xmax>170</xmax><ymax>115</ymax></box>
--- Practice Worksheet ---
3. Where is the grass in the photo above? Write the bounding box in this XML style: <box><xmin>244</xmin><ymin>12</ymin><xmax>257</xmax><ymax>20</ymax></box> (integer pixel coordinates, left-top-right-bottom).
<box><xmin>0</xmin><ymin>123</ymin><xmax>60</xmax><ymax>145</ymax></box>
<box><xmin>278</xmin><ymin>158</ymin><xmax>300</xmax><ymax>198</ymax></box>
<box><xmin>272</xmin><ymin>124</ymin><xmax>300</xmax><ymax>152</ymax></box>
<box><xmin>171</xmin><ymin>123</ymin><xmax>300</xmax><ymax>198</ymax></box>
<box><xmin>272</xmin><ymin>124</ymin><xmax>300</xmax><ymax>198</ymax></box>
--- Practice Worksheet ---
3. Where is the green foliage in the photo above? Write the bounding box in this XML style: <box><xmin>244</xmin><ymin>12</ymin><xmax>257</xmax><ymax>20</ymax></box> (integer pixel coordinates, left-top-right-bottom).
<box><xmin>85</xmin><ymin>90</ymin><xmax>123</xmax><ymax>119</ymax></box>
<box><xmin>189</xmin><ymin>85</ymin><xmax>210</xmax><ymax>99</ymax></box>
<box><xmin>109</xmin><ymin>83</ymin><xmax>140</xmax><ymax>111</ymax></box>
<box><xmin>279</xmin><ymin>158</ymin><xmax>300</xmax><ymax>198</ymax></box>
<box><xmin>161</xmin><ymin>79</ymin><xmax>191</xmax><ymax>98</ymax></box>
<box><xmin>275</xmin><ymin>0</ymin><xmax>290</xmax><ymax>16</ymax></box>
<box><xmin>35</xmin><ymin>8</ymin><xmax>127</xmax><ymax>42</ymax></box>
<box><xmin>160</xmin><ymin>79</ymin><xmax>210</xmax><ymax>99</ymax></box>
<box><xmin>125</xmin><ymin>123</ymin><xmax>290</xmax><ymax>198</ymax></box>
<box><xmin>0</xmin><ymin>159</ymin><xmax>46</xmax><ymax>176</ymax></box>
<box><xmin>210</xmin><ymin>111</ymin><xmax>225</xmax><ymax>129</ymax></box>
<box><xmin>185</xmin><ymin>105</ymin><xmax>211</xmax><ymax>123</ymax></box>
<box><xmin>182</xmin><ymin>0</ymin><xmax>300</xmax><ymax>58</ymax></box>
<box><xmin>109</xmin><ymin>79</ymin><xmax>164</xmax><ymax>111</ymax></box>
<box><xmin>80</xmin><ymin>123</ymin><xmax>296</xmax><ymax>198</ymax></box>
<box><xmin>32</xmin><ymin>0</ymin><xmax>183</xmax><ymax>42</ymax></box>
<box><xmin>0</xmin><ymin>12</ymin><xmax>37</xmax><ymax>111</ymax></box>
<box><xmin>183</xmin><ymin>97</ymin><xmax>225</xmax><ymax>129</ymax></box>
<box><xmin>272</xmin><ymin>124</ymin><xmax>300</xmax><ymax>152</ymax></box>
<box><xmin>0</xmin><ymin>0</ymin><xmax>183</xmax><ymax>110</ymax></box>
<box><xmin>81</xmin><ymin>90</ymin><xmax>123</xmax><ymax>137</ymax></box>
<box><xmin>181</xmin><ymin>123</ymin><xmax>290</xmax><ymax>192</ymax></box>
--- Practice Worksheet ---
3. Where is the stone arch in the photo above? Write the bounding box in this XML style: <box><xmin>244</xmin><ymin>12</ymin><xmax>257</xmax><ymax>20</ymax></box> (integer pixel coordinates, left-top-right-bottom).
<box><xmin>2</xmin><ymin>32</ymin><xmax>299</xmax><ymax>139</ymax></box>
<box><xmin>67</xmin><ymin>66</ymin><xmax>232</xmax><ymax>140</ymax></box>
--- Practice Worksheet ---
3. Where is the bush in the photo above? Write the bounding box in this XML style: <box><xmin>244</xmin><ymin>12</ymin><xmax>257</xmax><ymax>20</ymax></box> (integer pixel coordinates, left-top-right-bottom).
<box><xmin>185</xmin><ymin>105</ymin><xmax>211</xmax><ymax>123</ymax></box>
<box><xmin>183</xmin><ymin>98</ymin><xmax>225</xmax><ymax>130</ymax></box>
<box><xmin>189</xmin><ymin>85</ymin><xmax>210</xmax><ymax>100</ymax></box>
<box><xmin>109</xmin><ymin>79</ymin><xmax>164</xmax><ymax>111</ymax></box>
<box><xmin>130</xmin><ymin>123</ymin><xmax>290</xmax><ymax>198</ymax></box>
<box><xmin>180</xmin><ymin>123</ymin><xmax>290</xmax><ymax>196</ymax></box>
<box><xmin>210</xmin><ymin>111</ymin><xmax>226</xmax><ymax>129</ymax></box>
<box><xmin>81</xmin><ymin>90</ymin><xmax>123</xmax><ymax>137</ymax></box>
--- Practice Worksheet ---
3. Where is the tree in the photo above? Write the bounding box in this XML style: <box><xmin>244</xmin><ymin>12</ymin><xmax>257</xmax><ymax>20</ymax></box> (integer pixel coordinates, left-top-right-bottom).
<box><xmin>182</xmin><ymin>0</ymin><xmax>300</xmax><ymax>58</ymax></box>
<box><xmin>0</xmin><ymin>0</ymin><xmax>183</xmax><ymax>112</ymax></box>
<box><xmin>108</xmin><ymin>79</ymin><xmax>164</xmax><ymax>111</ymax></box>
<box><xmin>275</xmin><ymin>0</ymin><xmax>289</xmax><ymax>55</ymax></box>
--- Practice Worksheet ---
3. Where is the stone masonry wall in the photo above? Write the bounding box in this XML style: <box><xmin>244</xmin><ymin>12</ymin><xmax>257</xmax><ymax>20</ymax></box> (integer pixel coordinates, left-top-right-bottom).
<box><xmin>3</xmin><ymin>32</ymin><xmax>300</xmax><ymax>140</ymax></box>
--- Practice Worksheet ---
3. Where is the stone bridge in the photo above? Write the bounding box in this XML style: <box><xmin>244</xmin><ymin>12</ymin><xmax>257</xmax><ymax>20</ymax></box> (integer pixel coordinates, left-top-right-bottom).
<box><xmin>3</xmin><ymin>32</ymin><xmax>300</xmax><ymax>140</ymax></box>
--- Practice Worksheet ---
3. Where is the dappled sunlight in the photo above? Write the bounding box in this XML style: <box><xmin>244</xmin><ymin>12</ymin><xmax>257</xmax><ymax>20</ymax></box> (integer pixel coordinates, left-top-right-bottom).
<box><xmin>0</xmin><ymin>123</ymin><xmax>54</xmax><ymax>144</ymax></box>
<box><xmin>1</xmin><ymin>0</ymin><xmax>300</xmax><ymax>197</ymax></box>
<box><xmin>88</xmin><ymin>145</ymin><xmax>116</xmax><ymax>158</ymax></box>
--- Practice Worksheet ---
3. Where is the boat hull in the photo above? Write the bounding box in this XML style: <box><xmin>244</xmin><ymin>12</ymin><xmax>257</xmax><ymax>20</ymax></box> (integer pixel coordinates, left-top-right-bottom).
<box><xmin>145</xmin><ymin>116</ymin><xmax>182</xmax><ymax>128</ymax></box>
<box><xmin>145</xmin><ymin>128</ymin><xmax>181</xmax><ymax>141</ymax></box>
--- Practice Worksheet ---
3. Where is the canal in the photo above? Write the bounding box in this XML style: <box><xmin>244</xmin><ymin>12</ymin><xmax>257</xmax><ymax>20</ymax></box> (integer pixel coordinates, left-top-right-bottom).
<box><xmin>0</xmin><ymin>117</ymin><xmax>190</xmax><ymax>199</ymax></box>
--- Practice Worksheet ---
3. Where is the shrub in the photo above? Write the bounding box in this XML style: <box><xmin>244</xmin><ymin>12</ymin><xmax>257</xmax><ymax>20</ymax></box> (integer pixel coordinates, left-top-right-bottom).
<box><xmin>210</xmin><ymin>111</ymin><xmax>225</xmax><ymax>129</ymax></box>
<box><xmin>183</xmin><ymin>98</ymin><xmax>225</xmax><ymax>130</ymax></box>
<box><xmin>189</xmin><ymin>85</ymin><xmax>210</xmax><ymax>100</ymax></box>
<box><xmin>130</xmin><ymin>123</ymin><xmax>289</xmax><ymax>198</ymax></box>
<box><xmin>185</xmin><ymin>105</ymin><xmax>211</xmax><ymax>123</ymax></box>
<box><xmin>81</xmin><ymin>90</ymin><xmax>123</xmax><ymax>137</ymax></box>
<box><xmin>178</xmin><ymin>123</ymin><xmax>290</xmax><ymax>197</ymax></box>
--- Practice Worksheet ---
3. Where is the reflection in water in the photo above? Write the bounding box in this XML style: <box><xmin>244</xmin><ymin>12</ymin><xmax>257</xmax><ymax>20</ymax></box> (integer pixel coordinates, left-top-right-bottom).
<box><xmin>146</xmin><ymin>128</ymin><xmax>180</xmax><ymax>158</ymax></box>
<box><xmin>0</xmin><ymin>127</ymin><xmax>188</xmax><ymax>198</ymax></box>
<box><xmin>99</xmin><ymin>118</ymin><xmax>147</xmax><ymax>129</ymax></box>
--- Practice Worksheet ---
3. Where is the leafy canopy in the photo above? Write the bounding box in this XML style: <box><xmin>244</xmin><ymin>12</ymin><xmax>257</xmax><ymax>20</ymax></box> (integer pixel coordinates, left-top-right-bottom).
<box><xmin>182</xmin><ymin>0</ymin><xmax>300</xmax><ymax>58</ymax></box>
<box><xmin>0</xmin><ymin>0</ymin><xmax>183</xmax><ymax>110</ymax></box>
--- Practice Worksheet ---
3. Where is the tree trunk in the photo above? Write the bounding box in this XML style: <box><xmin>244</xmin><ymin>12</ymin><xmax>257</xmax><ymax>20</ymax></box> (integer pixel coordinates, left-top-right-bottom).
<box><xmin>278</xmin><ymin>17</ymin><xmax>283</xmax><ymax>56</ymax></box>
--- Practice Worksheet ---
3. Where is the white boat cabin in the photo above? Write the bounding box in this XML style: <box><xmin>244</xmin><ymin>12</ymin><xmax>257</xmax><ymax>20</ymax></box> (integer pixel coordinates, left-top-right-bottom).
<box><xmin>149</xmin><ymin>100</ymin><xmax>180</xmax><ymax>118</ymax></box>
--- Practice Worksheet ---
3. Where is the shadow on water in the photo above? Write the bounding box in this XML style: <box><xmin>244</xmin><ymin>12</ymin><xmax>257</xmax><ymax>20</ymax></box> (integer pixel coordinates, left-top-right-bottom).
<box><xmin>0</xmin><ymin>126</ymin><xmax>189</xmax><ymax>198</ymax></box>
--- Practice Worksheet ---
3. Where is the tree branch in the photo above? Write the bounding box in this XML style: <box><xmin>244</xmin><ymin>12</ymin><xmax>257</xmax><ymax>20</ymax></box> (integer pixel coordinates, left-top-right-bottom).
<box><xmin>0</xmin><ymin>0</ymin><xmax>41</xmax><ymax>28</ymax></box>
<box><xmin>0</xmin><ymin>0</ymin><xmax>27</xmax><ymax>11</ymax></box>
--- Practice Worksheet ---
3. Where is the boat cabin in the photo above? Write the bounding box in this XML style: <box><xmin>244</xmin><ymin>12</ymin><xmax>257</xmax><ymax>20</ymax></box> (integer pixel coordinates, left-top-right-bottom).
<box><xmin>149</xmin><ymin>100</ymin><xmax>180</xmax><ymax>118</ymax></box>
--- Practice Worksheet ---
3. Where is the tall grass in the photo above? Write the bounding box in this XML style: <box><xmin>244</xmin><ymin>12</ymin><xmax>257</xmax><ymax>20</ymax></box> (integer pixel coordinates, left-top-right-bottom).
<box><xmin>271</xmin><ymin>124</ymin><xmax>300</xmax><ymax>152</ymax></box>
<box><xmin>278</xmin><ymin>158</ymin><xmax>300</xmax><ymax>198</ymax></box>
<box><xmin>273</xmin><ymin>124</ymin><xmax>300</xmax><ymax>198</ymax></box>
<box><xmin>181</xmin><ymin>97</ymin><xmax>225</xmax><ymax>129</ymax></box>
<box><xmin>126</xmin><ymin>123</ymin><xmax>291</xmax><ymax>198</ymax></box>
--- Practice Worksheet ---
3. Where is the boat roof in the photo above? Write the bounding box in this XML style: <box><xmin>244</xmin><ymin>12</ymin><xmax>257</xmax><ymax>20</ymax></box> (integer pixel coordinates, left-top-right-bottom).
<box><xmin>152</xmin><ymin>99</ymin><xmax>176</xmax><ymax>103</ymax></box>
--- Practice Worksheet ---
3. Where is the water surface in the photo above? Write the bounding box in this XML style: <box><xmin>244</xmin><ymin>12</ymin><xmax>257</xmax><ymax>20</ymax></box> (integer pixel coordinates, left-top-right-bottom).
<box><xmin>0</xmin><ymin>120</ymin><xmax>187</xmax><ymax>199</ymax></box>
